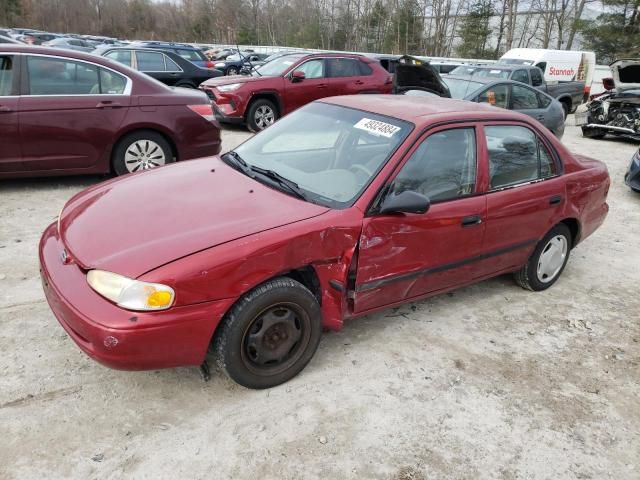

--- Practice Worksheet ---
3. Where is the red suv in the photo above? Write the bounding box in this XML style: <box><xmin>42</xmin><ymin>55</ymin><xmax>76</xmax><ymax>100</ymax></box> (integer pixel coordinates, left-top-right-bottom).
<box><xmin>200</xmin><ymin>52</ymin><xmax>393</xmax><ymax>131</ymax></box>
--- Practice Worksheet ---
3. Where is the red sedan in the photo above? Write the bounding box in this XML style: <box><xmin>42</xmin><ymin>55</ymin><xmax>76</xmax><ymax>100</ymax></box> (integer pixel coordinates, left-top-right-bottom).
<box><xmin>0</xmin><ymin>45</ymin><xmax>220</xmax><ymax>179</ymax></box>
<box><xmin>40</xmin><ymin>96</ymin><xmax>609</xmax><ymax>389</ymax></box>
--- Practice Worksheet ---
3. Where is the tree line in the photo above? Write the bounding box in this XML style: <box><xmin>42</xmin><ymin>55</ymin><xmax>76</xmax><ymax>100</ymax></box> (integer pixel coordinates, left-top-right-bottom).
<box><xmin>1</xmin><ymin>0</ymin><xmax>638</xmax><ymax>63</ymax></box>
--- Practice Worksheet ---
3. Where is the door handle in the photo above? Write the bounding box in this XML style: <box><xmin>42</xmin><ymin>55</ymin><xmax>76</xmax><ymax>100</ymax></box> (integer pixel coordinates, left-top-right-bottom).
<box><xmin>96</xmin><ymin>101</ymin><xmax>123</xmax><ymax>108</ymax></box>
<box><xmin>461</xmin><ymin>215</ymin><xmax>483</xmax><ymax>227</ymax></box>
<box><xmin>549</xmin><ymin>195</ymin><xmax>562</xmax><ymax>205</ymax></box>
<box><xmin>317</xmin><ymin>84</ymin><xmax>328</xmax><ymax>89</ymax></box>
<box><xmin>355</xmin><ymin>80</ymin><xmax>364</xmax><ymax>85</ymax></box>
<box><xmin>0</xmin><ymin>105</ymin><xmax>12</xmax><ymax>113</ymax></box>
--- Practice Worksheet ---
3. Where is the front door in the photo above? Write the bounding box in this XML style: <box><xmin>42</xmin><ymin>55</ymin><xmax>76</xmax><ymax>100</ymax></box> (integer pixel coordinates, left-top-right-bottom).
<box><xmin>283</xmin><ymin>58</ymin><xmax>330</xmax><ymax>113</ymax></box>
<box><xmin>0</xmin><ymin>54</ymin><xmax>21</xmax><ymax>173</ymax></box>
<box><xmin>354</xmin><ymin>125</ymin><xmax>487</xmax><ymax>313</ymax></box>
<box><xmin>19</xmin><ymin>54</ymin><xmax>130</xmax><ymax>172</ymax></box>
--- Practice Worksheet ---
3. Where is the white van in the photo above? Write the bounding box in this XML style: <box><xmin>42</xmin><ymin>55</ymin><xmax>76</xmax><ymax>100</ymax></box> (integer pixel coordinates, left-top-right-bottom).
<box><xmin>498</xmin><ymin>48</ymin><xmax>596</xmax><ymax>93</ymax></box>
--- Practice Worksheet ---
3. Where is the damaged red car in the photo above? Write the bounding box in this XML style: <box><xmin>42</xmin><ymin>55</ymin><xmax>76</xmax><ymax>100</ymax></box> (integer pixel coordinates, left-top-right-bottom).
<box><xmin>40</xmin><ymin>96</ymin><xmax>610</xmax><ymax>389</ymax></box>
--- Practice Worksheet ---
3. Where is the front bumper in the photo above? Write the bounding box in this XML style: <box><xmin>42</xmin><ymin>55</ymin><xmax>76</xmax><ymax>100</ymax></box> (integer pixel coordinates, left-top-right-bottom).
<box><xmin>39</xmin><ymin>222</ymin><xmax>234</xmax><ymax>370</ymax></box>
<box><xmin>625</xmin><ymin>154</ymin><xmax>640</xmax><ymax>191</ymax></box>
<box><xmin>200</xmin><ymin>86</ymin><xmax>246</xmax><ymax>124</ymax></box>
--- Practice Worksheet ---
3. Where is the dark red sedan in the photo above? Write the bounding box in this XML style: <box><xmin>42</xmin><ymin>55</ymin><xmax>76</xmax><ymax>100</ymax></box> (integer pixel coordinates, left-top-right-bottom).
<box><xmin>0</xmin><ymin>45</ymin><xmax>220</xmax><ymax>179</ymax></box>
<box><xmin>40</xmin><ymin>96</ymin><xmax>609</xmax><ymax>389</ymax></box>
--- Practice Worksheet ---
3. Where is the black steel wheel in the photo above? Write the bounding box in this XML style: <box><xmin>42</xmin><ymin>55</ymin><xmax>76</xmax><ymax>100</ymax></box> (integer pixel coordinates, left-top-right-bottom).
<box><xmin>212</xmin><ymin>277</ymin><xmax>322</xmax><ymax>389</ymax></box>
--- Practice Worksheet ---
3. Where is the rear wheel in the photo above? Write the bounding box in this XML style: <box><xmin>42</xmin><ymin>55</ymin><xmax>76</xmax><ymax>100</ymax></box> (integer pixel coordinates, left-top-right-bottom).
<box><xmin>227</xmin><ymin>66</ymin><xmax>238</xmax><ymax>76</ymax></box>
<box><xmin>112</xmin><ymin>131</ymin><xmax>173</xmax><ymax>176</ymax></box>
<box><xmin>247</xmin><ymin>99</ymin><xmax>278</xmax><ymax>132</ymax></box>
<box><xmin>212</xmin><ymin>277</ymin><xmax>322</xmax><ymax>389</ymax></box>
<box><xmin>175</xmin><ymin>82</ymin><xmax>196</xmax><ymax>89</ymax></box>
<box><xmin>561</xmin><ymin>101</ymin><xmax>570</xmax><ymax>119</ymax></box>
<box><xmin>514</xmin><ymin>224</ymin><xmax>572</xmax><ymax>291</ymax></box>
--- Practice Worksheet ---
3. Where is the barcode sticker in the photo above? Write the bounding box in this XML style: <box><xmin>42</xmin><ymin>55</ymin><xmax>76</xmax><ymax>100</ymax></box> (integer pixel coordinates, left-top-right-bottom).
<box><xmin>354</xmin><ymin>118</ymin><xmax>401</xmax><ymax>138</ymax></box>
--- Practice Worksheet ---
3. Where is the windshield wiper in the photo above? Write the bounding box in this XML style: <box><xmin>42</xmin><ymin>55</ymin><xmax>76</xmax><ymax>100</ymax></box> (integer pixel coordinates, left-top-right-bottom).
<box><xmin>222</xmin><ymin>150</ymin><xmax>252</xmax><ymax>175</ymax></box>
<box><xmin>249</xmin><ymin>165</ymin><xmax>308</xmax><ymax>201</ymax></box>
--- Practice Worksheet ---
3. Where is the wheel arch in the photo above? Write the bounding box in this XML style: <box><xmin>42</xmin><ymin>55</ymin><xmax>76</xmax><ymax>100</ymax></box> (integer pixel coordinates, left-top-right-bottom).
<box><xmin>559</xmin><ymin>217</ymin><xmax>581</xmax><ymax>247</ymax></box>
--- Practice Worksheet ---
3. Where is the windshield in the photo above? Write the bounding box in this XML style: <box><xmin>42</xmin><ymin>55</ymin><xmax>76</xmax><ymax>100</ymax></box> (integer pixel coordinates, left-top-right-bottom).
<box><xmin>498</xmin><ymin>58</ymin><xmax>533</xmax><ymax>65</ymax></box>
<box><xmin>230</xmin><ymin>102</ymin><xmax>413</xmax><ymax>208</ymax></box>
<box><xmin>442</xmin><ymin>77</ymin><xmax>483</xmax><ymax>99</ymax></box>
<box><xmin>255</xmin><ymin>54</ymin><xmax>304</xmax><ymax>76</ymax></box>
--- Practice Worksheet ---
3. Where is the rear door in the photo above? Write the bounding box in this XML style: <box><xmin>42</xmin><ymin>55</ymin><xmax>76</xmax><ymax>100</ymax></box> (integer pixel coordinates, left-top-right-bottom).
<box><xmin>0</xmin><ymin>54</ymin><xmax>21</xmax><ymax>172</ymax></box>
<box><xmin>510</xmin><ymin>84</ymin><xmax>548</xmax><ymax>124</ymax></box>
<box><xmin>19</xmin><ymin>54</ymin><xmax>131</xmax><ymax>172</ymax></box>
<box><xmin>134</xmin><ymin>50</ymin><xmax>181</xmax><ymax>85</ymax></box>
<box><xmin>283</xmin><ymin>58</ymin><xmax>329</xmax><ymax>113</ymax></box>
<box><xmin>474</xmin><ymin>123</ymin><xmax>563</xmax><ymax>276</ymax></box>
<box><xmin>326</xmin><ymin>57</ymin><xmax>370</xmax><ymax>94</ymax></box>
<box><xmin>354</xmin><ymin>125</ymin><xmax>487</xmax><ymax>313</ymax></box>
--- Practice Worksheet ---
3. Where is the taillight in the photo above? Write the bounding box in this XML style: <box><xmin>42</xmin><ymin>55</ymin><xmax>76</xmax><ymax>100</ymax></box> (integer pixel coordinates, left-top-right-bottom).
<box><xmin>188</xmin><ymin>104</ymin><xmax>215</xmax><ymax>121</ymax></box>
<box><xmin>207</xmin><ymin>60</ymin><xmax>214</xmax><ymax>69</ymax></box>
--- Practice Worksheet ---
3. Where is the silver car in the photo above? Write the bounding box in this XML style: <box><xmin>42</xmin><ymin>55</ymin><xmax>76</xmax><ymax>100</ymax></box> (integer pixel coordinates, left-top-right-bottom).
<box><xmin>42</xmin><ymin>37</ymin><xmax>95</xmax><ymax>53</ymax></box>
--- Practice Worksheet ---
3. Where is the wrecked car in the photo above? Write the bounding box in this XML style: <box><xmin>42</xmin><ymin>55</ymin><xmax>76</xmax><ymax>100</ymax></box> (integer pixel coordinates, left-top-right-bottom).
<box><xmin>577</xmin><ymin>59</ymin><xmax>640</xmax><ymax>140</ymax></box>
<box><xmin>40</xmin><ymin>96</ymin><xmax>610</xmax><ymax>389</ymax></box>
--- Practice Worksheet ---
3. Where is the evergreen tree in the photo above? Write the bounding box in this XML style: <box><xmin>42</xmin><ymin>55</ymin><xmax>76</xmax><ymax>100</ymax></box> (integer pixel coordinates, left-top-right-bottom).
<box><xmin>456</xmin><ymin>0</ymin><xmax>495</xmax><ymax>59</ymax></box>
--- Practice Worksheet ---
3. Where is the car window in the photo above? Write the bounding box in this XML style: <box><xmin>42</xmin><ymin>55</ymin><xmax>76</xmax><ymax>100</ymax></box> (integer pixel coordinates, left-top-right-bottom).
<box><xmin>511</xmin><ymin>84</ymin><xmax>539</xmax><ymax>109</ymax></box>
<box><xmin>327</xmin><ymin>58</ymin><xmax>360</xmax><ymax>77</ymax></box>
<box><xmin>136</xmin><ymin>51</ymin><xmax>165</xmax><ymax>71</ymax></box>
<box><xmin>392</xmin><ymin>128</ymin><xmax>477</xmax><ymax>202</ymax></box>
<box><xmin>477</xmin><ymin>84</ymin><xmax>509</xmax><ymax>108</ymax></box>
<box><xmin>512</xmin><ymin>69</ymin><xmax>529</xmax><ymax>83</ymax></box>
<box><xmin>485</xmin><ymin>125</ymin><xmax>556</xmax><ymax>189</ymax></box>
<box><xmin>176</xmin><ymin>49</ymin><xmax>203</xmax><ymax>62</ymax></box>
<box><xmin>537</xmin><ymin>92</ymin><xmax>552</xmax><ymax>108</ymax></box>
<box><xmin>99</xmin><ymin>68</ymin><xmax>127</xmax><ymax>94</ymax></box>
<box><xmin>164</xmin><ymin>55</ymin><xmax>181</xmax><ymax>72</ymax></box>
<box><xmin>295</xmin><ymin>59</ymin><xmax>324</xmax><ymax>79</ymax></box>
<box><xmin>359</xmin><ymin>61</ymin><xmax>373</xmax><ymax>75</ymax></box>
<box><xmin>27</xmin><ymin>56</ymin><xmax>99</xmax><ymax>95</ymax></box>
<box><xmin>536</xmin><ymin>62</ymin><xmax>547</xmax><ymax>73</ymax></box>
<box><xmin>69</xmin><ymin>39</ymin><xmax>82</xmax><ymax>47</ymax></box>
<box><xmin>531</xmin><ymin>68</ymin><xmax>543</xmax><ymax>86</ymax></box>
<box><xmin>0</xmin><ymin>56</ymin><xmax>14</xmax><ymax>96</ymax></box>
<box><xmin>105</xmin><ymin>50</ymin><xmax>132</xmax><ymax>67</ymax></box>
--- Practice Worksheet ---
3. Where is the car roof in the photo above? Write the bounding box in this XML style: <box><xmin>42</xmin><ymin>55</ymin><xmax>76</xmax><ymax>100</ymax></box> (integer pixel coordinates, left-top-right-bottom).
<box><xmin>320</xmin><ymin>94</ymin><xmax>538</xmax><ymax>124</ymax></box>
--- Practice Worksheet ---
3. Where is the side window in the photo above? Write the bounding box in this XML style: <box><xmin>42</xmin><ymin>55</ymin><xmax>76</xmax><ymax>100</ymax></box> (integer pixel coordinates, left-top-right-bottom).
<box><xmin>327</xmin><ymin>58</ymin><xmax>361</xmax><ymax>77</ymax></box>
<box><xmin>477</xmin><ymin>84</ymin><xmax>509</xmax><ymax>109</ymax></box>
<box><xmin>136</xmin><ymin>51</ymin><xmax>165</xmax><ymax>71</ymax></box>
<box><xmin>512</xmin><ymin>69</ymin><xmax>530</xmax><ymax>84</ymax></box>
<box><xmin>537</xmin><ymin>92</ymin><xmax>552</xmax><ymax>108</ymax></box>
<box><xmin>485</xmin><ymin>125</ymin><xmax>556</xmax><ymax>190</ymax></box>
<box><xmin>27</xmin><ymin>56</ymin><xmax>99</xmax><ymax>95</ymax></box>
<box><xmin>99</xmin><ymin>68</ymin><xmax>127</xmax><ymax>94</ymax></box>
<box><xmin>511</xmin><ymin>84</ymin><xmax>539</xmax><ymax>109</ymax></box>
<box><xmin>295</xmin><ymin>59</ymin><xmax>324</xmax><ymax>79</ymax></box>
<box><xmin>105</xmin><ymin>50</ymin><xmax>132</xmax><ymax>67</ymax></box>
<box><xmin>0</xmin><ymin>56</ymin><xmax>14</xmax><ymax>96</ymax></box>
<box><xmin>392</xmin><ymin>128</ymin><xmax>477</xmax><ymax>202</ymax></box>
<box><xmin>530</xmin><ymin>68</ymin><xmax>543</xmax><ymax>86</ymax></box>
<box><xmin>164</xmin><ymin>55</ymin><xmax>181</xmax><ymax>72</ymax></box>
<box><xmin>176</xmin><ymin>49</ymin><xmax>202</xmax><ymax>62</ymax></box>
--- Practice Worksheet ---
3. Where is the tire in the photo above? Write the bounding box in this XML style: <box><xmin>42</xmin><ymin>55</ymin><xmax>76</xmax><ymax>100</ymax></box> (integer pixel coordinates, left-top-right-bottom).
<box><xmin>514</xmin><ymin>223</ymin><xmax>572</xmax><ymax>291</ymax></box>
<box><xmin>561</xmin><ymin>101</ymin><xmax>570</xmax><ymax>119</ymax></box>
<box><xmin>227</xmin><ymin>66</ymin><xmax>238</xmax><ymax>76</ymax></box>
<box><xmin>212</xmin><ymin>277</ymin><xmax>322</xmax><ymax>389</ymax></box>
<box><xmin>175</xmin><ymin>82</ymin><xmax>196</xmax><ymax>89</ymax></box>
<box><xmin>246</xmin><ymin>98</ymin><xmax>279</xmax><ymax>132</ymax></box>
<box><xmin>581</xmin><ymin>126</ymin><xmax>605</xmax><ymax>139</ymax></box>
<box><xmin>112</xmin><ymin>130</ymin><xmax>173</xmax><ymax>176</ymax></box>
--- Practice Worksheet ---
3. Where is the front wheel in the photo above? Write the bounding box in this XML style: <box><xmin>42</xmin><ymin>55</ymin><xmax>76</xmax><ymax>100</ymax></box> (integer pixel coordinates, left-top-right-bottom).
<box><xmin>246</xmin><ymin>99</ymin><xmax>278</xmax><ymax>132</ymax></box>
<box><xmin>212</xmin><ymin>277</ymin><xmax>322</xmax><ymax>389</ymax></box>
<box><xmin>112</xmin><ymin>131</ymin><xmax>173</xmax><ymax>176</ymax></box>
<box><xmin>514</xmin><ymin>224</ymin><xmax>572</xmax><ymax>291</ymax></box>
<box><xmin>227</xmin><ymin>66</ymin><xmax>238</xmax><ymax>76</ymax></box>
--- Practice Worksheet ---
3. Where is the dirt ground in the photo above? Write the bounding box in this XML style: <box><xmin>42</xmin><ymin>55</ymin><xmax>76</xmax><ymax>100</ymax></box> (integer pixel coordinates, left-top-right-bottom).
<box><xmin>1</xmin><ymin>119</ymin><xmax>639</xmax><ymax>480</ymax></box>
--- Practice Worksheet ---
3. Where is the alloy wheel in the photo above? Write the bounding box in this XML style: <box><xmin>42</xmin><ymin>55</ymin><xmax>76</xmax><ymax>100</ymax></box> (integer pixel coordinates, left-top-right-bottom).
<box><xmin>124</xmin><ymin>140</ymin><xmax>166</xmax><ymax>173</ymax></box>
<box><xmin>254</xmin><ymin>105</ymin><xmax>275</xmax><ymax>130</ymax></box>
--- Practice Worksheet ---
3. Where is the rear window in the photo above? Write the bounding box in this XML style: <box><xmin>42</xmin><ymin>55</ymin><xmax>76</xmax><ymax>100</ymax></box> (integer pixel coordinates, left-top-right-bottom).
<box><xmin>176</xmin><ymin>49</ymin><xmax>205</xmax><ymax>62</ymax></box>
<box><xmin>136</xmin><ymin>51</ymin><xmax>165</xmax><ymax>71</ymax></box>
<box><xmin>0</xmin><ymin>56</ymin><xmax>14</xmax><ymax>96</ymax></box>
<box><xmin>359</xmin><ymin>61</ymin><xmax>373</xmax><ymax>75</ymax></box>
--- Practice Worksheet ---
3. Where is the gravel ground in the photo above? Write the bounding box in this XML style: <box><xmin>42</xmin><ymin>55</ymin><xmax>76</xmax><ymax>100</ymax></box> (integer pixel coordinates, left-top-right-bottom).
<box><xmin>0</xmin><ymin>119</ymin><xmax>639</xmax><ymax>480</ymax></box>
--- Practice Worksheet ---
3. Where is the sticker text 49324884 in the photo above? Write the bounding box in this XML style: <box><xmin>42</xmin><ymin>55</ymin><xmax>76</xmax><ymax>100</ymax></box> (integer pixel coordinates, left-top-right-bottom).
<box><xmin>354</xmin><ymin>118</ymin><xmax>401</xmax><ymax>138</ymax></box>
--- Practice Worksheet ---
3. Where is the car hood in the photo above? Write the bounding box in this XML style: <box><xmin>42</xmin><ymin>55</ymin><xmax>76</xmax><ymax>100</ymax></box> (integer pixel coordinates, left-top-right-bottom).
<box><xmin>610</xmin><ymin>59</ymin><xmax>640</xmax><ymax>92</ymax></box>
<box><xmin>394</xmin><ymin>55</ymin><xmax>451</xmax><ymax>97</ymax></box>
<box><xmin>200</xmin><ymin>74</ymin><xmax>275</xmax><ymax>88</ymax></box>
<box><xmin>59</xmin><ymin>158</ymin><xmax>329</xmax><ymax>278</ymax></box>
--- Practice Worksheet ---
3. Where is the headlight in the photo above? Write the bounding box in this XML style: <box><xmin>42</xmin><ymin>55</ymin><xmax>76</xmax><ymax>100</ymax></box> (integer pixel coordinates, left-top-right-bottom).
<box><xmin>217</xmin><ymin>83</ymin><xmax>241</xmax><ymax>92</ymax></box>
<box><xmin>87</xmin><ymin>270</ymin><xmax>175</xmax><ymax>311</ymax></box>
<box><xmin>214</xmin><ymin>62</ymin><xmax>225</xmax><ymax>68</ymax></box>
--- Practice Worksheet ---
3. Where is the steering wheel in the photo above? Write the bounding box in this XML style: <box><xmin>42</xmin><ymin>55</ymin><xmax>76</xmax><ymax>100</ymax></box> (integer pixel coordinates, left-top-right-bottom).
<box><xmin>349</xmin><ymin>164</ymin><xmax>374</xmax><ymax>179</ymax></box>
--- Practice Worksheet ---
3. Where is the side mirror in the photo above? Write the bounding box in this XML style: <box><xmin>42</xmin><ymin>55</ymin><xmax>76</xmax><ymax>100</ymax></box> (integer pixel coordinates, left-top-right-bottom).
<box><xmin>379</xmin><ymin>190</ymin><xmax>430</xmax><ymax>215</ymax></box>
<box><xmin>291</xmin><ymin>70</ymin><xmax>305</xmax><ymax>82</ymax></box>
<box><xmin>602</xmin><ymin>77</ymin><xmax>615</xmax><ymax>91</ymax></box>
